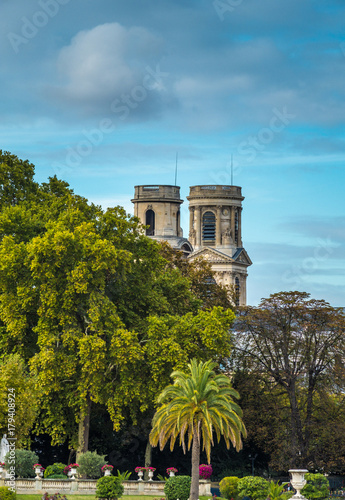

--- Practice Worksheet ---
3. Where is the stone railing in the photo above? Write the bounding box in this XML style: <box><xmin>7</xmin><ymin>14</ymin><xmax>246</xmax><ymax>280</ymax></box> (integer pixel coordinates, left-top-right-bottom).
<box><xmin>0</xmin><ymin>477</ymin><xmax>212</xmax><ymax>496</ymax></box>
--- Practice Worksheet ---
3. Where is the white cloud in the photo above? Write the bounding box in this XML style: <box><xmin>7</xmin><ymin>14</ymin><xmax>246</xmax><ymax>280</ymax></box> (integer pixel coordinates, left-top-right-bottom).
<box><xmin>48</xmin><ymin>22</ymin><xmax>173</xmax><ymax>118</ymax></box>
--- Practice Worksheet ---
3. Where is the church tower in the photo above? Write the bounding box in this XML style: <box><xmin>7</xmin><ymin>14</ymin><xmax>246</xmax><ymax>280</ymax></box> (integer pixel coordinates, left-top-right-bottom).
<box><xmin>187</xmin><ymin>185</ymin><xmax>252</xmax><ymax>305</ymax></box>
<box><xmin>132</xmin><ymin>185</ymin><xmax>193</xmax><ymax>252</ymax></box>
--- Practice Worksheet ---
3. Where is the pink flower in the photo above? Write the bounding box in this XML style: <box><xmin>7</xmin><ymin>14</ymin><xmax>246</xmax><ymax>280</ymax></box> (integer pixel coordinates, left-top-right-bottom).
<box><xmin>135</xmin><ymin>467</ymin><xmax>146</xmax><ymax>473</ymax></box>
<box><xmin>167</xmin><ymin>467</ymin><xmax>178</xmax><ymax>473</ymax></box>
<box><xmin>199</xmin><ymin>464</ymin><xmax>212</xmax><ymax>479</ymax></box>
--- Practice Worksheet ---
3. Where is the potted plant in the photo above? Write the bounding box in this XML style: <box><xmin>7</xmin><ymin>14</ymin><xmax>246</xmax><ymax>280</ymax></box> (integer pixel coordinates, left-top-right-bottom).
<box><xmin>33</xmin><ymin>463</ymin><xmax>43</xmax><ymax>479</ymax></box>
<box><xmin>101</xmin><ymin>465</ymin><xmax>114</xmax><ymax>477</ymax></box>
<box><xmin>199</xmin><ymin>464</ymin><xmax>212</xmax><ymax>480</ymax></box>
<box><xmin>134</xmin><ymin>467</ymin><xmax>146</xmax><ymax>480</ymax></box>
<box><xmin>0</xmin><ymin>462</ymin><xmax>5</xmax><ymax>473</ymax></box>
<box><xmin>69</xmin><ymin>463</ymin><xmax>80</xmax><ymax>480</ymax></box>
<box><xmin>167</xmin><ymin>467</ymin><xmax>178</xmax><ymax>477</ymax></box>
<box><xmin>147</xmin><ymin>467</ymin><xmax>156</xmax><ymax>480</ymax></box>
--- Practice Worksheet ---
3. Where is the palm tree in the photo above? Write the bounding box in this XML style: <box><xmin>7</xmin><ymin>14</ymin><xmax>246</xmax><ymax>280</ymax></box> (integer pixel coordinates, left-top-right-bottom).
<box><xmin>149</xmin><ymin>358</ymin><xmax>246</xmax><ymax>500</ymax></box>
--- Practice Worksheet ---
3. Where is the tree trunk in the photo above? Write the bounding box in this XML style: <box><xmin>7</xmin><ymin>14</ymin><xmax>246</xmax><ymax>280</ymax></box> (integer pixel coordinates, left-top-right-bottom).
<box><xmin>77</xmin><ymin>393</ymin><xmax>91</xmax><ymax>460</ymax></box>
<box><xmin>144</xmin><ymin>440</ymin><xmax>152</xmax><ymax>481</ymax></box>
<box><xmin>68</xmin><ymin>448</ymin><xmax>75</xmax><ymax>465</ymax></box>
<box><xmin>189</xmin><ymin>427</ymin><xmax>200</xmax><ymax>500</ymax></box>
<box><xmin>287</xmin><ymin>381</ymin><xmax>305</xmax><ymax>467</ymax></box>
<box><xmin>304</xmin><ymin>375</ymin><xmax>316</xmax><ymax>458</ymax></box>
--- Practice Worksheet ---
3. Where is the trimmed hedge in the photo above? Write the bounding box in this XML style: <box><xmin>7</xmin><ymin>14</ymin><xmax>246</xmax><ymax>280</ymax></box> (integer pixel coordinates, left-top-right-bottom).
<box><xmin>0</xmin><ymin>487</ymin><xmax>16</xmax><ymax>500</ymax></box>
<box><xmin>219</xmin><ymin>476</ymin><xmax>240</xmax><ymax>500</ymax></box>
<box><xmin>164</xmin><ymin>475</ymin><xmax>191</xmax><ymax>500</ymax></box>
<box><xmin>238</xmin><ymin>476</ymin><xmax>270</xmax><ymax>500</ymax></box>
<box><xmin>301</xmin><ymin>473</ymin><xmax>329</xmax><ymax>500</ymax></box>
<box><xmin>96</xmin><ymin>476</ymin><xmax>124</xmax><ymax>500</ymax></box>
<box><xmin>44</xmin><ymin>463</ymin><xmax>67</xmax><ymax>478</ymax></box>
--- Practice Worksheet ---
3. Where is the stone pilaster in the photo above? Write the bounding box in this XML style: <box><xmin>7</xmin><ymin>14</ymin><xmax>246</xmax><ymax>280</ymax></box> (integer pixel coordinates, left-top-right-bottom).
<box><xmin>216</xmin><ymin>205</ymin><xmax>222</xmax><ymax>246</ymax></box>
<box><xmin>195</xmin><ymin>206</ymin><xmax>201</xmax><ymax>248</ymax></box>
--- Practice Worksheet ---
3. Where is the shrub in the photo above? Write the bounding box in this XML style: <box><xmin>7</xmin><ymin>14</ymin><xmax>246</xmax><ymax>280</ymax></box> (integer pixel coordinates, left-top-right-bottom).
<box><xmin>96</xmin><ymin>476</ymin><xmax>124</xmax><ymax>500</ymax></box>
<box><xmin>164</xmin><ymin>475</ymin><xmax>191</xmax><ymax>500</ymax></box>
<box><xmin>267</xmin><ymin>481</ymin><xmax>287</xmax><ymax>500</ymax></box>
<box><xmin>219</xmin><ymin>476</ymin><xmax>240</xmax><ymax>500</ymax></box>
<box><xmin>78</xmin><ymin>451</ymin><xmax>107</xmax><ymax>479</ymax></box>
<box><xmin>301</xmin><ymin>473</ymin><xmax>329</xmax><ymax>500</ymax></box>
<box><xmin>4</xmin><ymin>449</ymin><xmax>38</xmax><ymax>478</ymax></box>
<box><xmin>281</xmin><ymin>493</ymin><xmax>294</xmax><ymax>500</ymax></box>
<box><xmin>0</xmin><ymin>486</ymin><xmax>16</xmax><ymax>500</ymax></box>
<box><xmin>44</xmin><ymin>463</ymin><xmax>67</xmax><ymax>478</ymax></box>
<box><xmin>47</xmin><ymin>474</ymin><xmax>68</xmax><ymax>479</ymax></box>
<box><xmin>238</xmin><ymin>476</ymin><xmax>270</xmax><ymax>500</ymax></box>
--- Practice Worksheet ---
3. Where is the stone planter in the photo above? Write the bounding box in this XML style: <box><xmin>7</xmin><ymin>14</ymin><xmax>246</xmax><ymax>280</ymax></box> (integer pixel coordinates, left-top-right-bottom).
<box><xmin>35</xmin><ymin>467</ymin><xmax>42</xmax><ymax>479</ymax></box>
<box><xmin>104</xmin><ymin>469</ymin><xmax>111</xmax><ymax>476</ymax></box>
<box><xmin>70</xmin><ymin>467</ymin><xmax>77</xmax><ymax>480</ymax></box>
<box><xmin>148</xmin><ymin>470</ymin><xmax>154</xmax><ymax>481</ymax></box>
<box><xmin>289</xmin><ymin>469</ymin><xmax>308</xmax><ymax>500</ymax></box>
<box><xmin>168</xmin><ymin>471</ymin><xmax>175</xmax><ymax>477</ymax></box>
<box><xmin>137</xmin><ymin>470</ymin><xmax>144</xmax><ymax>481</ymax></box>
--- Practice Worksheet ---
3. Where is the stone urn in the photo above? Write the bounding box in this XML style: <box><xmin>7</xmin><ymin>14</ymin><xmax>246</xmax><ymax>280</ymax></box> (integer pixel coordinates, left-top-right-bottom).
<box><xmin>104</xmin><ymin>469</ymin><xmax>111</xmax><ymax>476</ymax></box>
<box><xmin>148</xmin><ymin>469</ymin><xmax>154</xmax><ymax>481</ymax></box>
<box><xmin>289</xmin><ymin>469</ymin><xmax>308</xmax><ymax>499</ymax></box>
<box><xmin>35</xmin><ymin>467</ymin><xmax>42</xmax><ymax>479</ymax></box>
<box><xmin>70</xmin><ymin>467</ymin><xmax>77</xmax><ymax>480</ymax></box>
<box><xmin>168</xmin><ymin>471</ymin><xmax>175</xmax><ymax>477</ymax></box>
<box><xmin>137</xmin><ymin>470</ymin><xmax>144</xmax><ymax>481</ymax></box>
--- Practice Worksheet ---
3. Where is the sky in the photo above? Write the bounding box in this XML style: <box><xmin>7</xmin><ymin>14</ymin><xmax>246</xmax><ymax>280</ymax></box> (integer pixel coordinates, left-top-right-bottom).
<box><xmin>1</xmin><ymin>0</ymin><xmax>344</xmax><ymax>307</ymax></box>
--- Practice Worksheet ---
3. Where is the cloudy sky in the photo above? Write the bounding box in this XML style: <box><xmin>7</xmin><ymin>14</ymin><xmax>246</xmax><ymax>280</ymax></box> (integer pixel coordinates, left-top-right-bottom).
<box><xmin>1</xmin><ymin>0</ymin><xmax>344</xmax><ymax>306</ymax></box>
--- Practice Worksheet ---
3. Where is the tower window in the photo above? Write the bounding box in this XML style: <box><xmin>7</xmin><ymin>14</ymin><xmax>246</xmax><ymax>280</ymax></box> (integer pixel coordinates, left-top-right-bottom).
<box><xmin>235</xmin><ymin>277</ymin><xmax>240</xmax><ymax>306</ymax></box>
<box><xmin>202</xmin><ymin>211</ymin><xmax>216</xmax><ymax>241</ymax></box>
<box><xmin>176</xmin><ymin>209</ymin><xmax>180</xmax><ymax>235</ymax></box>
<box><xmin>145</xmin><ymin>209</ymin><xmax>155</xmax><ymax>236</ymax></box>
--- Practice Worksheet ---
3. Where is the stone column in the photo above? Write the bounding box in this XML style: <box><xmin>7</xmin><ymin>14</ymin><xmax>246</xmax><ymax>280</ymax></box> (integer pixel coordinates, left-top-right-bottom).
<box><xmin>230</xmin><ymin>206</ymin><xmax>236</xmax><ymax>245</ymax></box>
<box><xmin>195</xmin><ymin>207</ymin><xmax>201</xmax><ymax>248</ymax></box>
<box><xmin>189</xmin><ymin>207</ymin><xmax>194</xmax><ymax>234</ymax></box>
<box><xmin>238</xmin><ymin>207</ymin><xmax>242</xmax><ymax>246</ymax></box>
<box><xmin>216</xmin><ymin>206</ymin><xmax>222</xmax><ymax>247</ymax></box>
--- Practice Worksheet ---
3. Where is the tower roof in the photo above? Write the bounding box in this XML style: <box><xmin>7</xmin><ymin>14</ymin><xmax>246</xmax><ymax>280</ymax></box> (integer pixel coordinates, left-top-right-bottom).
<box><xmin>132</xmin><ymin>185</ymin><xmax>183</xmax><ymax>204</ymax></box>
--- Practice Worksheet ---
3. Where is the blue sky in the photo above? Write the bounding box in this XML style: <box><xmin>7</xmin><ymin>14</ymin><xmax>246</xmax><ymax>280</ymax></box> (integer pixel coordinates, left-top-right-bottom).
<box><xmin>1</xmin><ymin>0</ymin><xmax>344</xmax><ymax>306</ymax></box>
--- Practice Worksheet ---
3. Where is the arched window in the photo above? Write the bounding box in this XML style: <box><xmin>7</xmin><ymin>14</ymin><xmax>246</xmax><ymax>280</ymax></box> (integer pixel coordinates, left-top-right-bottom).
<box><xmin>145</xmin><ymin>209</ymin><xmax>155</xmax><ymax>236</ymax></box>
<box><xmin>235</xmin><ymin>277</ymin><xmax>240</xmax><ymax>306</ymax></box>
<box><xmin>176</xmin><ymin>209</ymin><xmax>180</xmax><ymax>235</ymax></box>
<box><xmin>181</xmin><ymin>243</ymin><xmax>192</xmax><ymax>254</ymax></box>
<box><xmin>202</xmin><ymin>211</ymin><xmax>216</xmax><ymax>242</ymax></box>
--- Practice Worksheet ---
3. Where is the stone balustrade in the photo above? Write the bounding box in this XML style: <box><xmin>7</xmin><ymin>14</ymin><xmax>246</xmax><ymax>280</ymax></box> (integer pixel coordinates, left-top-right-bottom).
<box><xmin>0</xmin><ymin>477</ymin><xmax>212</xmax><ymax>496</ymax></box>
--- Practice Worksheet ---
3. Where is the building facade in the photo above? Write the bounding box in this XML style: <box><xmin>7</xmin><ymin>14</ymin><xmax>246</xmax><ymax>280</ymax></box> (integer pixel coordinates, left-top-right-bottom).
<box><xmin>132</xmin><ymin>184</ymin><xmax>251</xmax><ymax>305</ymax></box>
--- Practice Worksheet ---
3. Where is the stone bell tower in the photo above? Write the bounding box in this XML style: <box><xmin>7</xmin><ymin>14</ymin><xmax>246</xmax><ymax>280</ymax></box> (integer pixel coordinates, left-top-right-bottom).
<box><xmin>187</xmin><ymin>185</ymin><xmax>252</xmax><ymax>305</ymax></box>
<box><xmin>132</xmin><ymin>185</ymin><xmax>193</xmax><ymax>252</ymax></box>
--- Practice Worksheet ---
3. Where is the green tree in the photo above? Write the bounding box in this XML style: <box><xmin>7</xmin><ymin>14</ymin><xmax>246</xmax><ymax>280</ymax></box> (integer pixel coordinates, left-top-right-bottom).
<box><xmin>0</xmin><ymin>152</ymin><xmax>240</xmax><ymax>460</ymax></box>
<box><xmin>158</xmin><ymin>241</ymin><xmax>235</xmax><ymax>309</ymax></box>
<box><xmin>0</xmin><ymin>354</ymin><xmax>39</xmax><ymax>447</ymax></box>
<box><xmin>0</xmin><ymin>150</ymin><xmax>38</xmax><ymax>209</ymax></box>
<box><xmin>150</xmin><ymin>359</ymin><xmax>246</xmax><ymax>500</ymax></box>
<box><xmin>233</xmin><ymin>291</ymin><xmax>345</xmax><ymax>468</ymax></box>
